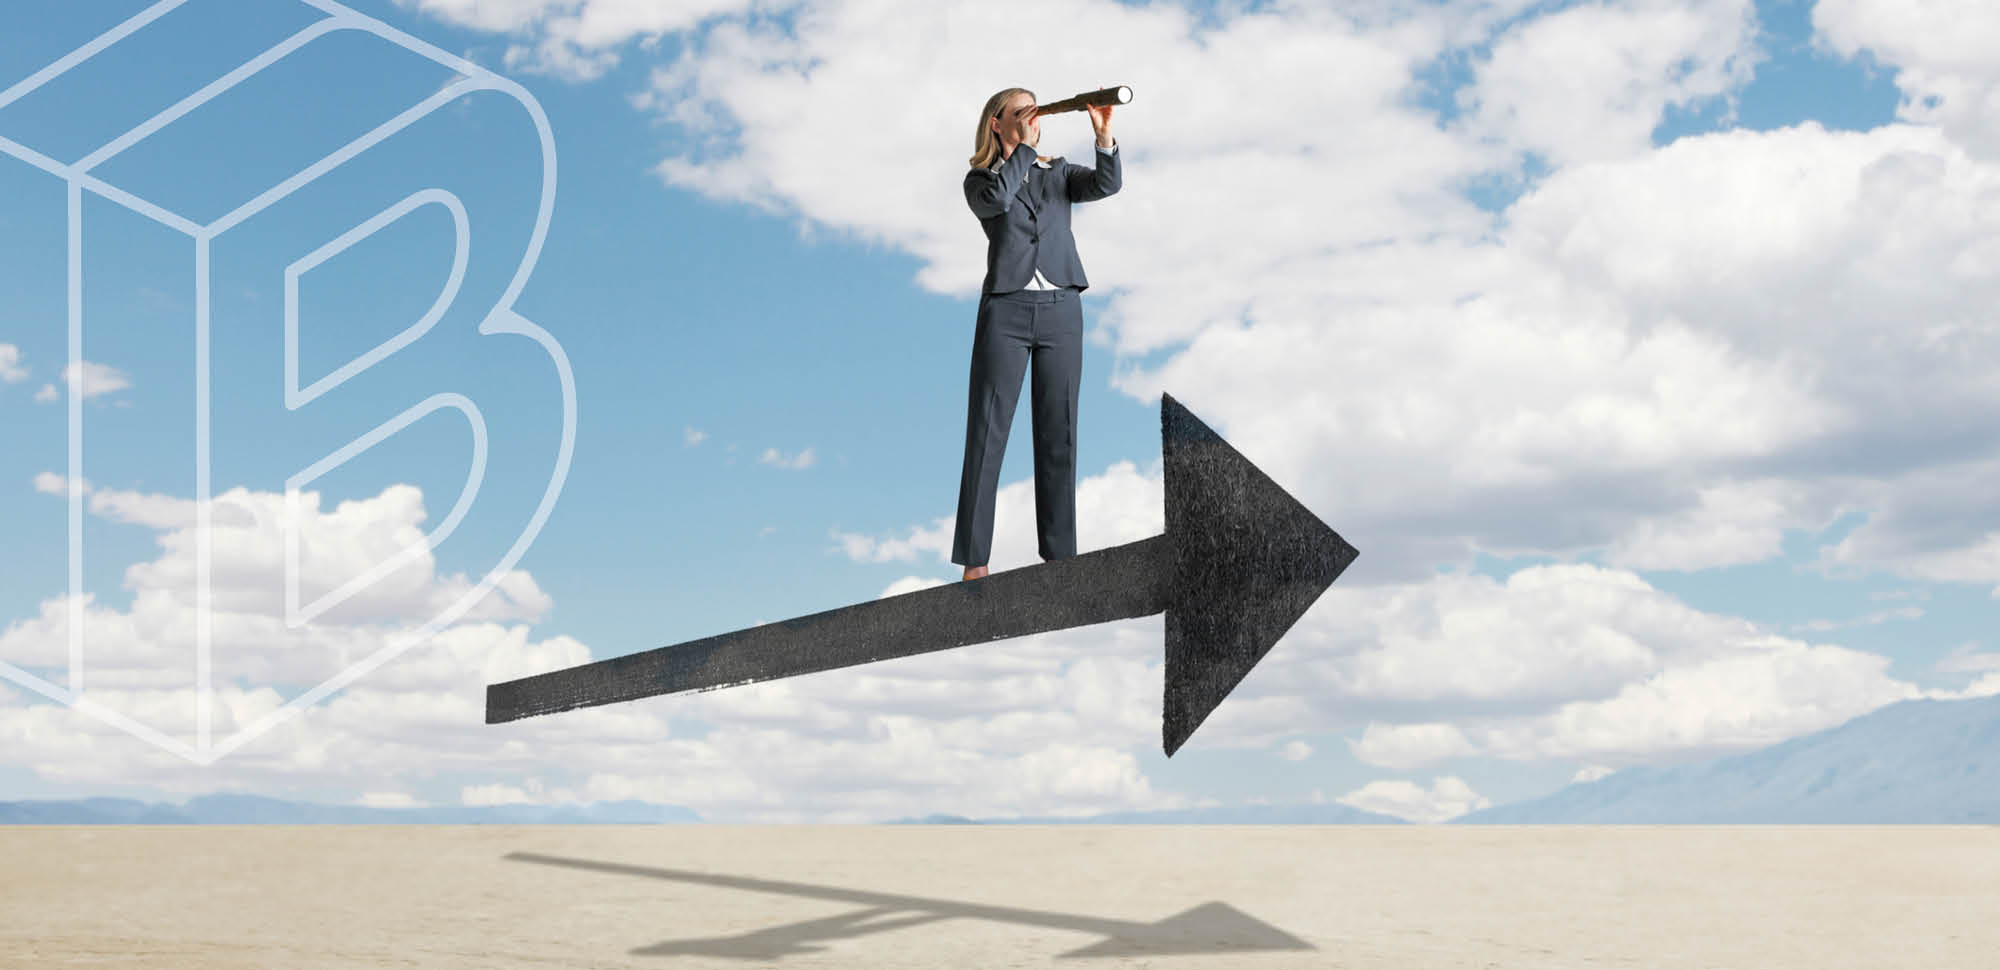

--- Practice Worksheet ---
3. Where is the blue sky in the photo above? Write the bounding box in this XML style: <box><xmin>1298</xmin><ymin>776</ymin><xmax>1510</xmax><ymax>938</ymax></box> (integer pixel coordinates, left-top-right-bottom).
<box><xmin>2</xmin><ymin>0</ymin><xmax>1996</xmax><ymax>822</ymax></box>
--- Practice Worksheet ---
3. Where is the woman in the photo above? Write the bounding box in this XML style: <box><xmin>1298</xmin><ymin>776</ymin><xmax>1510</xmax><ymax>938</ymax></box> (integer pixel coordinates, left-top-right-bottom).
<box><xmin>953</xmin><ymin>87</ymin><xmax>1120</xmax><ymax>581</ymax></box>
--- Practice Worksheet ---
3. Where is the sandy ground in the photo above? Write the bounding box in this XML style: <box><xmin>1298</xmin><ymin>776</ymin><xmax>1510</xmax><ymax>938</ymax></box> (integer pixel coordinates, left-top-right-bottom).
<box><xmin>2</xmin><ymin>825</ymin><xmax>1995</xmax><ymax>968</ymax></box>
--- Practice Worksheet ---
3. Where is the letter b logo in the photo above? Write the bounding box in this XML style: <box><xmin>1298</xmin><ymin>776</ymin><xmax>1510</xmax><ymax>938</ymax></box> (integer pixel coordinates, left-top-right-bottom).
<box><xmin>0</xmin><ymin>1</ymin><xmax>576</xmax><ymax>763</ymax></box>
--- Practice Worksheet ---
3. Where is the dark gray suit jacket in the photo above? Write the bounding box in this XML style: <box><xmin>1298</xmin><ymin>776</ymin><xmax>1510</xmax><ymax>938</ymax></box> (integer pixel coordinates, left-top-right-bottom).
<box><xmin>964</xmin><ymin>141</ymin><xmax>1121</xmax><ymax>294</ymax></box>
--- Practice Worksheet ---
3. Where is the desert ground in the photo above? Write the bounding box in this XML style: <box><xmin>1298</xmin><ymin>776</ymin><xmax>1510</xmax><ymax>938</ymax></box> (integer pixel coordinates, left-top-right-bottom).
<box><xmin>2</xmin><ymin>825</ymin><xmax>1995</xmax><ymax>968</ymax></box>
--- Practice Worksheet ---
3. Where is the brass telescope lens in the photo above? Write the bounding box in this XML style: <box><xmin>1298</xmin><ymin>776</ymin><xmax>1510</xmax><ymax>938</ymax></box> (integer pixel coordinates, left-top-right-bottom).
<box><xmin>1035</xmin><ymin>85</ymin><xmax>1134</xmax><ymax>116</ymax></box>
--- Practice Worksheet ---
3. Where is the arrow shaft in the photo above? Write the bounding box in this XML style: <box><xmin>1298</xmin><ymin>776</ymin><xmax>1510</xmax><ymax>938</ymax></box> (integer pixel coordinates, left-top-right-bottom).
<box><xmin>487</xmin><ymin>535</ymin><xmax>1172</xmax><ymax>723</ymax></box>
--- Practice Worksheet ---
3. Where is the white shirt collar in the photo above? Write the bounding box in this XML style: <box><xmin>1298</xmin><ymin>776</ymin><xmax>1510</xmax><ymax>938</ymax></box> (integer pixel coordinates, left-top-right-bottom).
<box><xmin>993</xmin><ymin>153</ymin><xmax>1053</xmax><ymax>172</ymax></box>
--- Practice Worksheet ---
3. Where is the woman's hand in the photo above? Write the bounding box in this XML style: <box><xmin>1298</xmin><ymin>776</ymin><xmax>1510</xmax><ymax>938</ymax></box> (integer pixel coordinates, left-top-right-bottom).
<box><xmin>1011</xmin><ymin>112</ymin><xmax>1040</xmax><ymax>151</ymax></box>
<box><xmin>1087</xmin><ymin>97</ymin><xmax>1114</xmax><ymax>148</ymax></box>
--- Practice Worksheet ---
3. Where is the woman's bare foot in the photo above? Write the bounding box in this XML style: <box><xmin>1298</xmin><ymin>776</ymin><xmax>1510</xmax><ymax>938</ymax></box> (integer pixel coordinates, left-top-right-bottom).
<box><xmin>962</xmin><ymin>565</ymin><xmax>989</xmax><ymax>581</ymax></box>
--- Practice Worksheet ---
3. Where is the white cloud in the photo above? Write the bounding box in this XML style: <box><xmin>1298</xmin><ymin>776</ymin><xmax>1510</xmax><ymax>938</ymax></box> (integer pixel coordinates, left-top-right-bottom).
<box><xmin>59</xmin><ymin>360</ymin><xmax>130</xmax><ymax>400</ymax></box>
<box><xmin>833</xmin><ymin>459</ymin><xmax>1158</xmax><ymax>569</ymax></box>
<box><xmin>1279</xmin><ymin>739</ymin><xmax>1313</xmax><ymax>761</ymax></box>
<box><xmin>1935</xmin><ymin>643</ymin><xmax>2000</xmax><ymax>674</ymax></box>
<box><xmin>85</xmin><ymin>484</ymin><xmax>200</xmax><ymax>531</ymax></box>
<box><xmin>33</xmin><ymin>383</ymin><xmax>57</xmax><ymax>403</ymax></box>
<box><xmin>1790</xmin><ymin>606</ymin><xmax>1924</xmax><ymax>633</ymax></box>
<box><xmin>32</xmin><ymin>471</ymin><xmax>78</xmax><ymax>496</ymax></box>
<box><xmin>833</xmin><ymin>518</ymin><xmax>949</xmax><ymax>563</ymax></box>
<box><xmin>1601</xmin><ymin>478</ymin><xmax>1799</xmax><ymax>571</ymax></box>
<box><xmin>879</xmin><ymin>575</ymin><xmax>948</xmax><ymax>598</ymax></box>
<box><xmin>1814</xmin><ymin>455</ymin><xmax>2000</xmax><ymax>593</ymax></box>
<box><xmin>401</xmin><ymin>0</ymin><xmax>562</xmax><ymax>33</ymax></box>
<box><xmin>355</xmin><ymin>790</ymin><xmax>427</xmax><ymax>808</ymax></box>
<box><xmin>3</xmin><ymin>480</ymin><xmax>554</xmax><ymax>693</ymax></box>
<box><xmin>1497</xmin><ymin>644</ymin><xmax>1920</xmax><ymax>761</ymax></box>
<box><xmin>1349</xmin><ymin>723</ymin><xmax>1478</xmax><ymax>770</ymax></box>
<box><xmin>683</xmin><ymin>426</ymin><xmax>708</xmax><ymax>446</ymax></box>
<box><xmin>1461</xmin><ymin>0</ymin><xmax>1760</xmax><ymax>166</ymax></box>
<box><xmin>757</xmin><ymin>445</ymin><xmax>814</xmax><ymax>469</ymax></box>
<box><xmin>502</xmin><ymin>32</ymin><xmax>622</xmax><ymax>81</ymax></box>
<box><xmin>1348</xmin><ymin>640</ymin><xmax>1922</xmax><ymax>771</ymax></box>
<box><xmin>1943</xmin><ymin>671</ymin><xmax>2000</xmax><ymax>699</ymax></box>
<box><xmin>1572</xmin><ymin>763</ymin><xmax>1616</xmax><ymax>783</ymax></box>
<box><xmin>404</xmin><ymin>0</ymin><xmax>755</xmax><ymax>80</ymax></box>
<box><xmin>0</xmin><ymin>344</ymin><xmax>25</xmax><ymax>382</ymax></box>
<box><xmin>1317</xmin><ymin>563</ymin><xmax>1926</xmax><ymax>770</ymax></box>
<box><xmin>0</xmin><ymin>610</ymin><xmax>635</xmax><ymax>803</ymax></box>
<box><xmin>124</xmin><ymin>482</ymin><xmax>552</xmax><ymax>628</ymax></box>
<box><xmin>1336</xmin><ymin>775</ymin><xmax>1491</xmax><ymax>823</ymax></box>
<box><xmin>1816</xmin><ymin>0</ymin><xmax>2000</xmax><ymax>159</ymax></box>
<box><xmin>0</xmin><ymin>473</ymin><xmax>1187</xmax><ymax>821</ymax></box>
<box><xmin>1339</xmin><ymin>566</ymin><xmax>1704</xmax><ymax>713</ymax></box>
<box><xmin>461</xmin><ymin>781</ymin><xmax>538</xmax><ymax>806</ymax></box>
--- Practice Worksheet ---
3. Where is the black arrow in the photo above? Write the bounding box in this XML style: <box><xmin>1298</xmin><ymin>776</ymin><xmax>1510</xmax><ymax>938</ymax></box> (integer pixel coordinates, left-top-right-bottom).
<box><xmin>486</xmin><ymin>393</ymin><xmax>1357</xmax><ymax>756</ymax></box>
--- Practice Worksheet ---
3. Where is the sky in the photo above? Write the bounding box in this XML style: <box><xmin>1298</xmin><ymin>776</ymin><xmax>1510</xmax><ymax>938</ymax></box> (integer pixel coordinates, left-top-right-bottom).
<box><xmin>0</xmin><ymin>0</ymin><xmax>1996</xmax><ymax>824</ymax></box>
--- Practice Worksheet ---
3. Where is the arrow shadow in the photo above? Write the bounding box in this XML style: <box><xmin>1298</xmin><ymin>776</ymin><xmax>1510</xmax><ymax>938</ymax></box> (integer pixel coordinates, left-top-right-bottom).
<box><xmin>505</xmin><ymin>850</ymin><xmax>1317</xmax><ymax>960</ymax></box>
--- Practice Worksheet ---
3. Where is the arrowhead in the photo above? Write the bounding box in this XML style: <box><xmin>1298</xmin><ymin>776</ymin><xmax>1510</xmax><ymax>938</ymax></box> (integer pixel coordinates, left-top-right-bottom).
<box><xmin>1160</xmin><ymin>393</ymin><xmax>1358</xmax><ymax>756</ymax></box>
<box><xmin>1058</xmin><ymin>901</ymin><xmax>1315</xmax><ymax>957</ymax></box>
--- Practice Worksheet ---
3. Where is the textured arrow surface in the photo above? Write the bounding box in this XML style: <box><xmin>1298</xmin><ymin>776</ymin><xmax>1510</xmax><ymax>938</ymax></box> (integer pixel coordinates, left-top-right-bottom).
<box><xmin>1160</xmin><ymin>392</ymin><xmax>1359</xmax><ymax>754</ymax></box>
<box><xmin>486</xmin><ymin>535</ymin><xmax>1173</xmax><ymax>724</ymax></box>
<box><xmin>487</xmin><ymin>393</ymin><xmax>1357</xmax><ymax>756</ymax></box>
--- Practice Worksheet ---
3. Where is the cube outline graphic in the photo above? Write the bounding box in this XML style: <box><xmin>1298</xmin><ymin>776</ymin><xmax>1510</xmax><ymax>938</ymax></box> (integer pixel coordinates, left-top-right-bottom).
<box><xmin>0</xmin><ymin>0</ymin><xmax>579</xmax><ymax>765</ymax></box>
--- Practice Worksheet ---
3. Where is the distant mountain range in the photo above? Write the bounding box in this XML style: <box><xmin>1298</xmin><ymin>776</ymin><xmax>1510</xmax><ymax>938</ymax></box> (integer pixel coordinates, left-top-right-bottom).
<box><xmin>1455</xmin><ymin>693</ymin><xmax>2000</xmax><ymax>823</ymax></box>
<box><xmin>10</xmin><ymin>694</ymin><xmax>1996</xmax><ymax>824</ymax></box>
<box><xmin>888</xmin><ymin>803</ymin><xmax>1409</xmax><ymax>825</ymax></box>
<box><xmin>0</xmin><ymin>792</ymin><xmax>701</xmax><ymax>824</ymax></box>
<box><xmin>902</xmin><ymin>693</ymin><xmax>2000</xmax><ymax>825</ymax></box>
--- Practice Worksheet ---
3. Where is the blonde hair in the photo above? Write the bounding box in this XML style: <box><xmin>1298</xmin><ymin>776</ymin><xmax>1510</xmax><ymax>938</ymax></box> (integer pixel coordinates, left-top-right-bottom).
<box><xmin>969</xmin><ymin>87</ymin><xmax>1034</xmax><ymax>170</ymax></box>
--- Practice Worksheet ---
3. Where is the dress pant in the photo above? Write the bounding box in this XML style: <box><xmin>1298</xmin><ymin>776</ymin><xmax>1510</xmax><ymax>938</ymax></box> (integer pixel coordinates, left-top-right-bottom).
<box><xmin>952</xmin><ymin>286</ymin><xmax>1083</xmax><ymax>567</ymax></box>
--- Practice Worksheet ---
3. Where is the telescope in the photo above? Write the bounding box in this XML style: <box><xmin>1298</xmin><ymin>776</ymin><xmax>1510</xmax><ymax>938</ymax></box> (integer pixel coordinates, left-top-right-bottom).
<box><xmin>1035</xmin><ymin>85</ymin><xmax>1133</xmax><ymax>116</ymax></box>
